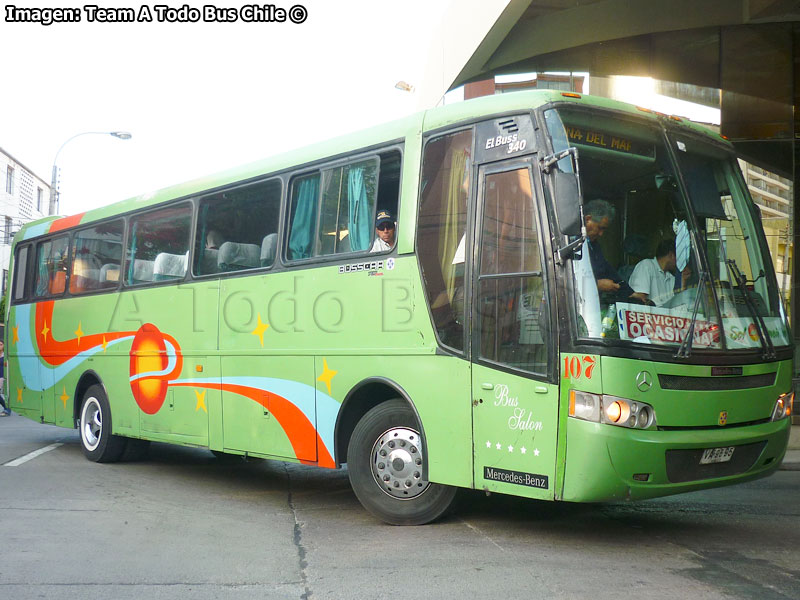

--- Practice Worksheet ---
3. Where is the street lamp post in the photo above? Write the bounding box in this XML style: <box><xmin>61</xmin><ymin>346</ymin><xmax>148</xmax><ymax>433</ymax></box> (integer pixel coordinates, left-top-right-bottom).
<box><xmin>49</xmin><ymin>131</ymin><xmax>132</xmax><ymax>216</ymax></box>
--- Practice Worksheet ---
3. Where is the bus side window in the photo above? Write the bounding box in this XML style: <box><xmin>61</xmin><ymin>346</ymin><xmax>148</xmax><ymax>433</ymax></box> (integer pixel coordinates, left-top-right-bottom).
<box><xmin>417</xmin><ymin>130</ymin><xmax>473</xmax><ymax>352</ymax></box>
<box><xmin>193</xmin><ymin>178</ymin><xmax>282</xmax><ymax>276</ymax></box>
<box><xmin>127</xmin><ymin>204</ymin><xmax>192</xmax><ymax>285</ymax></box>
<box><xmin>318</xmin><ymin>158</ymin><xmax>378</xmax><ymax>255</ymax></box>
<box><xmin>33</xmin><ymin>236</ymin><xmax>69</xmax><ymax>298</ymax></box>
<box><xmin>287</xmin><ymin>173</ymin><xmax>320</xmax><ymax>260</ymax></box>
<box><xmin>477</xmin><ymin>168</ymin><xmax>548</xmax><ymax>375</ymax></box>
<box><xmin>12</xmin><ymin>245</ymin><xmax>29</xmax><ymax>302</ymax></box>
<box><xmin>70</xmin><ymin>220</ymin><xmax>124</xmax><ymax>294</ymax></box>
<box><xmin>372</xmin><ymin>150</ymin><xmax>402</xmax><ymax>252</ymax></box>
<box><xmin>287</xmin><ymin>152</ymin><xmax>393</xmax><ymax>261</ymax></box>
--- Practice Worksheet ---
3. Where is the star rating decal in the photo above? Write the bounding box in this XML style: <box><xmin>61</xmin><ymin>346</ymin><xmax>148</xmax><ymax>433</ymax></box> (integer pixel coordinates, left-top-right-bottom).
<box><xmin>195</xmin><ymin>390</ymin><xmax>208</xmax><ymax>413</ymax></box>
<box><xmin>485</xmin><ymin>441</ymin><xmax>540</xmax><ymax>457</ymax></box>
<box><xmin>60</xmin><ymin>386</ymin><xmax>70</xmax><ymax>409</ymax></box>
<box><xmin>316</xmin><ymin>358</ymin><xmax>337</xmax><ymax>395</ymax></box>
<box><xmin>250</xmin><ymin>314</ymin><xmax>269</xmax><ymax>347</ymax></box>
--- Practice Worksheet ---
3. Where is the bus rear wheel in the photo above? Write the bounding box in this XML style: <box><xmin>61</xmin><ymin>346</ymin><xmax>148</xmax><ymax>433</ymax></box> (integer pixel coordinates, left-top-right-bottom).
<box><xmin>347</xmin><ymin>399</ymin><xmax>456</xmax><ymax>525</ymax></box>
<box><xmin>79</xmin><ymin>385</ymin><xmax>126</xmax><ymax>463</ymax></box>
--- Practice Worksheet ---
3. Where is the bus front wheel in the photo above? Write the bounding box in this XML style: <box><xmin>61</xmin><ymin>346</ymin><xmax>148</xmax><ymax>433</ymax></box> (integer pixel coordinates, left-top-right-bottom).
<box><xmin>347</xmin><ymin>399</ymin><xmax>456</xmax><ymax>525</ymax></box>
<box><xmin>79</xmin><ymin>385</ymin><xmax>126</xmax><ymax>463</ymax></box>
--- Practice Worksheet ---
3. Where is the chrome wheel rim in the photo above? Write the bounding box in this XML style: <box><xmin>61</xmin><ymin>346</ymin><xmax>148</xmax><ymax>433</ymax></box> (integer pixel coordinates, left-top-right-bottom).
<box><xmin>371</xmin><ymin>427</ymin><xmax>429</xmax><ymax>499</ymax></box>
<box><xmin>81</xmin><ymin>397</ymin><xmax>102</xmax><ymax>452</ymax></box>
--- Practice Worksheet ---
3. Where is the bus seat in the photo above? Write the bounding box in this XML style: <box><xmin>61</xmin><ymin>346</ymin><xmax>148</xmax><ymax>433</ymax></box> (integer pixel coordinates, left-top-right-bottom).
<box><xmin>49</xmin><ymin>270</ymin><xmax>66</xmax><ymax>295</ymax></box>
<box><xmin>100</xmin><ymin>263</ymin><xmax>120</xmax><ymax>283</ymax></box>
<box><xmin>70</xmin><ymin>258</ymin><xmax>100</xmax><ymax>293</ymax></box>
<box><xmin>153</xmin><ymin>252</ymin><xmax>188</xmax><ymax>281</ymax></box>
<box><xmin>218</xmin><ymin>242</ymin><xmax>260</xmax><ymax>271</ymax></box>
<box><xmin>260</xmin><ymin>234</ymin><xmax>278</xmax><ymax>267</ymax></box>
<box><xmin>199</xmin><ymin>248</ymin><xmax>219</xmax><ymax>275</ymax></box>
<box><xmin>131</xmin><ymin>259</ymin><xmax>155</xmax><ymax>284</ymax></box>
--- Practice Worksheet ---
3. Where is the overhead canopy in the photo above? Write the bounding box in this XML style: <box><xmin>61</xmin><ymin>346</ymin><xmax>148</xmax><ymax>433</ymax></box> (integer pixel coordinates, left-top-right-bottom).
<box><xmin>420</xmin><ymin>0</ymin><xmax>800</xmax><ymax>178</ymax></box>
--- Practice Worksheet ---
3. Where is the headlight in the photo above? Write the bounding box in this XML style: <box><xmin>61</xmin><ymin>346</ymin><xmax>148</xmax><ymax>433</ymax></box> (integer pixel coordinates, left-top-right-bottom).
<box><xmin>569</xmin><ymin>390</ymin><xmax>600</xmax><ymax>422</ymax></box>
<box><xmin>771</xmin><ymin>391</ymin><xmax>794</xmax><ymax>421</ymax></box>
<box><xmin>569</xmin><ymin>390</ymin><xmax>656</xmax><ymax>429</ymax></box>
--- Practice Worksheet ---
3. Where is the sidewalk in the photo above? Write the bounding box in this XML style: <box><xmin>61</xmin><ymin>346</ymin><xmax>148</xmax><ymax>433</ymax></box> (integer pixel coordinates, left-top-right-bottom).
<box><xmin>781</xmin><ymin>423</ymin><xmax>800</xmax><ymax>470</ymax></box>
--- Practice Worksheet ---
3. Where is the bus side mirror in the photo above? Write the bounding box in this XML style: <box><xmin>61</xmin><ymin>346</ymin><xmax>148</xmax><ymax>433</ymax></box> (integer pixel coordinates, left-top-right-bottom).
<box><xmin>542</xmin><ymin>147</ymin><xmax>583</xmax><ymax>237</ymax></box>
<box><xmin>553</xmin><ymin>170</ymin><xmax>582</xmax><ymax>237</ymax></box>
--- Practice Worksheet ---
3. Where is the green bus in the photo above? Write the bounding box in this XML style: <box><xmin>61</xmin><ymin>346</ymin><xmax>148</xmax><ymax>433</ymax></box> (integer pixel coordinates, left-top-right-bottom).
<box><xmin>6</xmin><ymin>90</ymin><xmax>793</xmax><ymax>525</ymax></box>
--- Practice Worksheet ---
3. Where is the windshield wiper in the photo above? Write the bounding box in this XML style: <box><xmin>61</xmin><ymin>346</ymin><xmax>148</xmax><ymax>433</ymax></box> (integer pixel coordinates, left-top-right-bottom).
<box><xmin>726</xmin><ymin>259</ymin><xmax>776</xmax><ymax>359</ymax></box>
<box><xmin>675</xmin><ymin>270</ymin><xmax>707</xmax><ymax>359</ymax></box>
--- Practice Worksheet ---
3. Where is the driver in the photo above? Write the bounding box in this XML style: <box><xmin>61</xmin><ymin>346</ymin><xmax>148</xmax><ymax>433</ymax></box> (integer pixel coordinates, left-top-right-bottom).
<box><xmin>584</xmin><ymin>199</ymin><xmax>636</xmax><ymax>301</ymax></box>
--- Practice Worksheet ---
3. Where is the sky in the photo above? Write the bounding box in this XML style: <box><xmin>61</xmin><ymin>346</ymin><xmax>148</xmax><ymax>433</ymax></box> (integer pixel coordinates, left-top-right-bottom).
<box><xmin>1</xmin><ymin>0</ymin><xmax>455</xmax><ymax>216</ymax></box>
<box><xmin>2</xmin><ymin>1</ymin><xmax>723</xmax><ymax>220</ymax></box>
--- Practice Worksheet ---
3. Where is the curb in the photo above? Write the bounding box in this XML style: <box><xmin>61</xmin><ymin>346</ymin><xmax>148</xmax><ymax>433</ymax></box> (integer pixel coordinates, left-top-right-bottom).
<box><xmin>779</xmin><ymin>448</ymin><xmax>800</xmax><ymax>471</ymax></box>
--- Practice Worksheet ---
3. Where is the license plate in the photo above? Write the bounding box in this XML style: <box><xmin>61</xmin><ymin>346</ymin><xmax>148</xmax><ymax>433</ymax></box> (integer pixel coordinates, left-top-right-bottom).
<box><xmin>700</xmin><ymin>446</ymin><xmax>735</xmax><ymax>465</ymax></box>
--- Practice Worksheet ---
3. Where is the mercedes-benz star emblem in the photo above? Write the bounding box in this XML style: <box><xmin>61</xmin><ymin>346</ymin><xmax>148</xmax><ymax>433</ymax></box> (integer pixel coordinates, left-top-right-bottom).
<box><xmin>636</xmin><ymin>371</ymin><xmax>653</xmax><ymax>392</ymax></box>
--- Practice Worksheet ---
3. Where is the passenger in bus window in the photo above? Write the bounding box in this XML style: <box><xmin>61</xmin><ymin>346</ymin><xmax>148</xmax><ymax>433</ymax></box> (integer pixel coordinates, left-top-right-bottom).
<box><xmin>206</xmin><ymin>229</ymin><xmax>225</xmax><ymax>250</ymax></box>
<box><xmin>629</xmin><ymin>238</ymin><xmax>691</xmax><ymax>306</ymax></box>
<box><xmin>370</xmin><ymin>210</ymin><xmax>395</xmax><ymax>252</ymax></box>
<box><xmin>583</xmin><ymin>199</ymin><xmax>636</xmax><ymax>301</ymax></box>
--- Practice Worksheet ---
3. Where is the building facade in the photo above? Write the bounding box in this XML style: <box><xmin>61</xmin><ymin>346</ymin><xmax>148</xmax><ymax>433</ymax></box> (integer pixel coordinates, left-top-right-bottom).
<box><xmin>740</xmin><ymin>159</ymin><xmax>793</xmax><ymax>311</ymax></box>
<box><xmin>0</xmin><ymin>147</ymin><xmax>50</xmax><ymax>298</ymax></box>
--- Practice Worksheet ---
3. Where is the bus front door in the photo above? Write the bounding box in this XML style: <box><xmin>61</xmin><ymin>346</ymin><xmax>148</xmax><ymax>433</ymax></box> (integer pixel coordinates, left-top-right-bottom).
<box><xmin>470</xmin><ymin>161</ymin><xmax>558</xmax><ymax>499</ymax></box>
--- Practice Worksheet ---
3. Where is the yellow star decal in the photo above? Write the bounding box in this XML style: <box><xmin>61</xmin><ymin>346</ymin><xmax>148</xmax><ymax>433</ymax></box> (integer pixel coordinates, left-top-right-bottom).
<box><xmin>60</xmin><ymin>386</ymin><xmax>70</xmax><ymax>409</ymax></box>
<box><xmin>41</xmin><ymin>321</ymin><xmax>50</xmax><ymax>343</ymax></box>
<box><xmin>316</xmin><ymin>358</ymin><xmax>338</xmax><ymax>396</ymax></box>
<box><xmin>74</xmin><ymin>322</ymin><xmax>84</xmax><ymax>346</ymax></box>
<box><xmin>101</xmin><ymin>335</ymin><xmax>108</xmax><ymax>353</ymax></box>
<box><xmin>251</xmin><ymin>314</ymin><xmax>269</xmax><ymax>347</ymax></box>
<box><xmin>12</xmin><ymin>324</ymin><xmax>19</xmax><ymax>345</ymax></box>
<box><xmin>195</xmin><ymin>390</ymin><xmax>207</xmax><ymax>413</ymax></box>
<box><xmin>17</xmin><ymin>388</ymin><xmax>22</xmax><ymax>403</ymax></box>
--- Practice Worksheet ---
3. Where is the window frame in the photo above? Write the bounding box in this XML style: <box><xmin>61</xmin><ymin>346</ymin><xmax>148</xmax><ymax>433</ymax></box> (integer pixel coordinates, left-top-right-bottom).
<box><xmin>471</xmin><ymin>159</ymin><xmax>553</xmax><ymax>380</ymax></box>
<box><xmin>191</xmin><ymin>177</ymin><xmax>285</xmax><ymax>279</ymax></box>
<box><xmin>32</xmin><ymin>233</ymin><xmax>71</xmax><ymax>300</ymax></box>
<box><xmin>11</xmin><ymin>243</ymin><xmax>31</xmax><ymax>304</ymax></box>
<box><xmin>123</xmin><ymin>201</ymin><xmax>194</xmax><ymax>289</ymax></box>
<box><xmin>9</xmin><ymin>140</ymin><xmax>404</xmax><ymax>300</ymax></box>
<box><xmin>415</xmin><ymin>125</ymin><xmax>476</xmax><ymax>357</ymax></box>
<box><xmin>284</xmin><ymin>149</ymin><xmax>400</xmax><ymax>265</ymax></box>
<box><xmin>69</xmin><ymin>218</ymin><xmax>126</xmax><ymax>295</ymax></box>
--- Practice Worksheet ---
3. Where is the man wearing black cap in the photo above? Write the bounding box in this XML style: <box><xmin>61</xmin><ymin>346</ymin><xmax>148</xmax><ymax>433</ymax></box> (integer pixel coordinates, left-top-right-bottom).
<box><xmin>370</xmin><ymin>210</ymin><xmax>396</xmax><ymax>252</ymax></box>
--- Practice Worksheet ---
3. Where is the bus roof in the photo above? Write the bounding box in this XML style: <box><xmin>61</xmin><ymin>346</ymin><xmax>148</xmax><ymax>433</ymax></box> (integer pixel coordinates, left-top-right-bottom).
<box><xmin>16</xmin><ymin>90</ymin><xmax>725</xmax><ymax>241</ymax></box>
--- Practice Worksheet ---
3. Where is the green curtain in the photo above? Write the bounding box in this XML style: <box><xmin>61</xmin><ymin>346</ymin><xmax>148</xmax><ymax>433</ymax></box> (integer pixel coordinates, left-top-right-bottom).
<box><xmin>289</xmin><ymin>175</ymin><xmax>320</xmax><ymax>259</ymax></box>
<box><xmin>347</xmin><ymin>166</ymin><xmax>370</xmax><ymax>251</ymax></box>
<box><xmin>127</xmin><ymin>221</ymin><xmax>138</xmax><ymax>283</ymax></box>
<box><xmin>439</xmin><ymin>150</ymin><xmax>468</xmax><ymax>301</ymax></box>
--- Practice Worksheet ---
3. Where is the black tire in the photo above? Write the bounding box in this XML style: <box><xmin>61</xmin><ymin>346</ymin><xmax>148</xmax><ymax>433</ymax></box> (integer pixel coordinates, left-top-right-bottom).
<box><xmin>79</xmin><ymin>384</ymin><xmax>126</xmax><ymax>463</ymax></box>
<box><xmin>347</xmin><ymin>399</ymin><xmax>457</xmax><ymax>525</ymax></box>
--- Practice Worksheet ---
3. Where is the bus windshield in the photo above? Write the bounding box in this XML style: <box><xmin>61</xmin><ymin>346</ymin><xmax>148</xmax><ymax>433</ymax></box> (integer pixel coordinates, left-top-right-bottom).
<box><xmin>546</xmin><ymin>107</ymin><xmax>791</xmax><ymax>353</ymax></box>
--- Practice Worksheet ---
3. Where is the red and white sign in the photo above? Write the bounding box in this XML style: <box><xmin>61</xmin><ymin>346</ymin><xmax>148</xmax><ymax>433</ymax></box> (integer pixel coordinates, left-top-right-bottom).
<box><xmin>617</xmin><ymin>303</ymin><xmax>719</xmax><ymax>347</ymax></box>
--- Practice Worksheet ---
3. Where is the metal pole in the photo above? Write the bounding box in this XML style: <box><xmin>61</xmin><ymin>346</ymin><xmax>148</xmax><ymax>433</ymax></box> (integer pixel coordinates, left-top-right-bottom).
<box><xmin>48</xmin><ymin>131</ymin><xmax>132</xmax><ymax>216</ymax></box>
<box><xmin>49</xmin><ymin>164</ymin><xmax>59</xmax><ymax>216</ymax></box>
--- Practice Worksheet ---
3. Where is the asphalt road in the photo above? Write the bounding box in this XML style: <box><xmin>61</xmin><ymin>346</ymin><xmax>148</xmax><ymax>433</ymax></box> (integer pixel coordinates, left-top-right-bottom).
<box><xmin>1</xmin><ymin>414</ymin><xmax>799</xmax><ymax>599</ymax></box>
